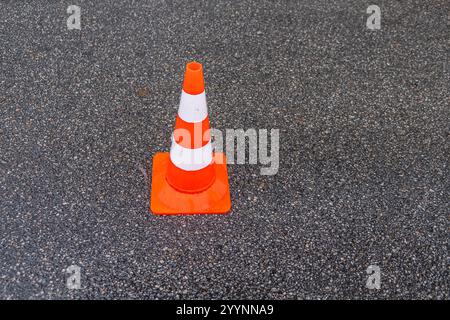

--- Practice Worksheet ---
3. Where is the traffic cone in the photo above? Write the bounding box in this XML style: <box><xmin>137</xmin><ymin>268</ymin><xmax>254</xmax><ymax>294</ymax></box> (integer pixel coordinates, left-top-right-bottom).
<box><xmin>150</xmin><ymin>61</ymin><xmax>231</xmax><ymax>215</ymax></box>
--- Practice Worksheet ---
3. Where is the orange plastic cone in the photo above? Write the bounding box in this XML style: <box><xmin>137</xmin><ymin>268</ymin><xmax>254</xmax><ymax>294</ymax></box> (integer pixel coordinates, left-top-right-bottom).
<box><xmin>150</xmin><ymin>61</ymin><xmax>231</xmax><ymax>215</ymax></box>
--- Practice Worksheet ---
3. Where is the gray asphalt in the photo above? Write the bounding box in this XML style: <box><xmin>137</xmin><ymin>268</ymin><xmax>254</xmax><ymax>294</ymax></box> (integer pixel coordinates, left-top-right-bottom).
<box><xmin>0</xmin><ymin>0</ymin><xmax>449</xmax><ymax>299</ymax></box>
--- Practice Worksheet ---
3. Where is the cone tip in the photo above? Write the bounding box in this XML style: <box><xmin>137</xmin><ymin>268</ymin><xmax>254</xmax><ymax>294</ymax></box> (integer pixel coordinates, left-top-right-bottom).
<box><xmin>187</xmin><ymin>61</ymin><xmax>202</xmax><ymax>72</ymax></box>
<box><xmin>183</xmin><ymin>61</ymin><xmax>205</xmax><ymax>95</ymax></box>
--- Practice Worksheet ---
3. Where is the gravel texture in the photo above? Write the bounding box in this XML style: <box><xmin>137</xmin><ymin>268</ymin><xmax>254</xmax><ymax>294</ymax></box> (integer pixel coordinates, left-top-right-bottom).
<box><xmin>0</xmin><ymin>0</ymin><xmax>448</xmax><ymax>299</ymax></box>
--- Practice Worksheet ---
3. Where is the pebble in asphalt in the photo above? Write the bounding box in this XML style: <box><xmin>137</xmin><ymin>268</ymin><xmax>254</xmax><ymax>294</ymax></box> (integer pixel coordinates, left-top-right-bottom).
<box><xmin>0</xmin><ymin>0</ymin><xmax>448</xmax><ymax>299</ymax></box>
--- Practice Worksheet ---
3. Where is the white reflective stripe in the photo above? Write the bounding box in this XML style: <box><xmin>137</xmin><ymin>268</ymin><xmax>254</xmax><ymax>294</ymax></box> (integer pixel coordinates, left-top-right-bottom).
<box><xmin>178</xmin><ymin>90</ymin><xmax>208</xmax><ymax>123</ymax></box>
<box><xmin>170</xmin><ymin>137</ymin><xmax>213</xmax><ymax>171</ymax></box>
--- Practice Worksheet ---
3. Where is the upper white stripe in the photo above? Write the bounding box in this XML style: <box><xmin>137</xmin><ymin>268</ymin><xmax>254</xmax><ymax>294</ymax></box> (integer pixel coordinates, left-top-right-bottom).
<box><xmin>169</xmin><ymin>137</ymin><xmax>213</xmax><ymax>171</ymax></box>
<box><xmin>178</xmin><ymin>90</ymin><xmax>208</xmax><ymax>123</ymax></box>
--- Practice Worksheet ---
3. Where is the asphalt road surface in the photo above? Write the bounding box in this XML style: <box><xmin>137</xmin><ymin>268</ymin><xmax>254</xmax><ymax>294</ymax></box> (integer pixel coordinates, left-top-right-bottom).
<box><xmin>1</xmin><ymin>0</ymin><xmax>449</xmax><ymax>299</ymax></box>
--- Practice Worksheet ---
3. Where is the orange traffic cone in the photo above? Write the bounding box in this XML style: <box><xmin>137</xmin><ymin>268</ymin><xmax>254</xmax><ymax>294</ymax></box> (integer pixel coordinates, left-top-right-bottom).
<box><xmin>150</xmin><ymin>61</ymin><xmax>231</xmax><ymax>215</ymax></box>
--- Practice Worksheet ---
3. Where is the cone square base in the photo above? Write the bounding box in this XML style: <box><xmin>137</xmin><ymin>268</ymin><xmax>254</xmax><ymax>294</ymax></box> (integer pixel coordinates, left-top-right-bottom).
<box><xmin>150</xmin><ymin>152</ymin><xmax>231</xmax><ymax>215</ymax></box>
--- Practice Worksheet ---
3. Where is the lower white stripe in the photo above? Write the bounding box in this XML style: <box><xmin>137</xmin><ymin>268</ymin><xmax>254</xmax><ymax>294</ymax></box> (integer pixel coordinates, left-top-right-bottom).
<box><xmin>170</xmin><ymin>137</ymin><xmax>213</xmax><ymax>171</ymax></box>
<box><xmin>178</xmin><ymin>90</ymin><xmax>208</xmax><ymax>123</ymax></box>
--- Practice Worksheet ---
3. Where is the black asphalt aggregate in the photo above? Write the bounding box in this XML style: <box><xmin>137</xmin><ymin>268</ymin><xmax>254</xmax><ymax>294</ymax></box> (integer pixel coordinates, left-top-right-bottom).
<box><xmin>0</xmin><ymin>0</ymin><xmax>449</xmax><ymax>299</ymax></box>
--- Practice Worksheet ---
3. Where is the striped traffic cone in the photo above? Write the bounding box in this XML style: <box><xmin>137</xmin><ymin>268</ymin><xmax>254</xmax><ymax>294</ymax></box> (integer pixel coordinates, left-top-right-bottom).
<box><xmin>150</xmin><ymin>61</ymin><xmax>231</xmax><ymax>215</ymax></box>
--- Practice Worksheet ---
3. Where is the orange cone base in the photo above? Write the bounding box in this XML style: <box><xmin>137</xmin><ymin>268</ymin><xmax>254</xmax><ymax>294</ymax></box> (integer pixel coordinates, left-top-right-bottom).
<box><xmin>150</xmin><ymin>152</ymin><xmax>231</xmax><ymax>215</ymax></box>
